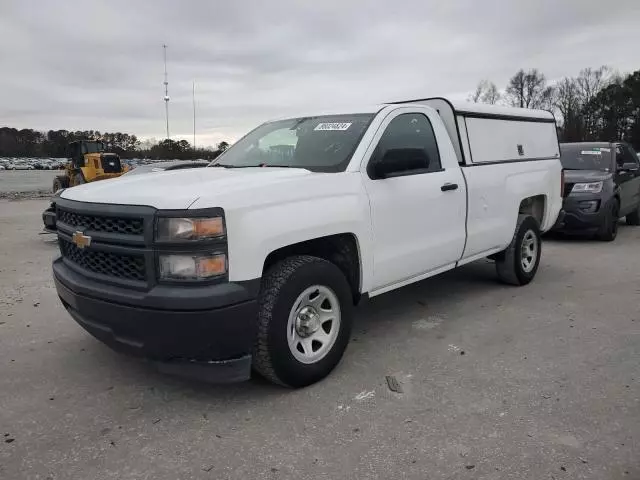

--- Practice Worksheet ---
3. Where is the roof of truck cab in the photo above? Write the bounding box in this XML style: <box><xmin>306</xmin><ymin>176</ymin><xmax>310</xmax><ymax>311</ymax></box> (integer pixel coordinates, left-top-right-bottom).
<box><xmin>388</xmin><ymin>97</ymin><xmax>555</xmax><ymax>121</ymax></box>
<box><xmin>267</xmin><ymin>98</ymin><xmax>555</xmax><ymax>122</ymax></box>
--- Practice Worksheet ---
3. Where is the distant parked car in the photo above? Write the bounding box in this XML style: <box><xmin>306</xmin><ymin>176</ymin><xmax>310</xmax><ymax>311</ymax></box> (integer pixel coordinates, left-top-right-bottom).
<box><xmin>553</xmin><ymin>142</ymin><xmax>640</xmax><ymax>241</ymax></box>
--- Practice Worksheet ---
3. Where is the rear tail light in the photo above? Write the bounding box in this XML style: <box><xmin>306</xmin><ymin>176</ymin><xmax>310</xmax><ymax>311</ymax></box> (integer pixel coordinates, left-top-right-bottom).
<box><xmin>560</xmin><ymin>169</ymin><xmax>565</xmax><ymax>197</ymax></box>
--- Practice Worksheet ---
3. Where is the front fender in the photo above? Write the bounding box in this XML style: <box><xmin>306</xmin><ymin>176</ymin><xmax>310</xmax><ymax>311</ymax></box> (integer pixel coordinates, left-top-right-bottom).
<box><xmin>224</xmin><ymin>194</ymin><xmax>372</xmax><ymax>287</ymax></box>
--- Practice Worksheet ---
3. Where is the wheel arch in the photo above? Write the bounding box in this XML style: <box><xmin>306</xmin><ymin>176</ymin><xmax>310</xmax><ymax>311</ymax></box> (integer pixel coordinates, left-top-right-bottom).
<box><xmin>518</xmin><ymin>194</ymin><xmax>546</xmax><ymax>227</ymax></box>
<box><xmin>262</xmin><ymin>233</ymin><xmax>363</xmax><ymax>304</ymax></box>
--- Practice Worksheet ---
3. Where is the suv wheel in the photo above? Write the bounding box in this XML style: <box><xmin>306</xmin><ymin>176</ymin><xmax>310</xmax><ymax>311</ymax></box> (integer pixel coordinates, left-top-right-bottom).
<box><xmin>253</xmin><ymin>255</ymin><xmax>353</xmax><ymax>387</ymax></box>
<box><xmin>496</xmin><ymin>215</ymin><xmax>542</xmax><ymax>286</ymax></box>
<box><xmin>597</xmin><ymin>200</ymin><xmax>619</xmax><ymax>241</ymax></box>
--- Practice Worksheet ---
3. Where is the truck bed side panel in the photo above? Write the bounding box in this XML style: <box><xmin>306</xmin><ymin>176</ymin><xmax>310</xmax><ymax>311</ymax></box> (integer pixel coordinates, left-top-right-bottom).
<box><xmin>464</xmin><ymin>117</ymin><xmax>559</xmax><ymax>164</ymax></box>
<box><xmin>460</xmin><ymin>160</ymin><xmax>562</xmax><ymax>260</ymax></box>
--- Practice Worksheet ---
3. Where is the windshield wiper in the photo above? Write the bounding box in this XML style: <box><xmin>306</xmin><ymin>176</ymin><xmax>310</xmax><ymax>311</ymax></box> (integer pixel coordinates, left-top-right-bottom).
<box><xmin>211</xmin><ymin>163</ymin><xmax>303</xmax><ymax>169</ymax></box>
<box><xmin>208</xmin><ymin>163</ymin><xmax>252</xmax><ymax>168</ymax></box>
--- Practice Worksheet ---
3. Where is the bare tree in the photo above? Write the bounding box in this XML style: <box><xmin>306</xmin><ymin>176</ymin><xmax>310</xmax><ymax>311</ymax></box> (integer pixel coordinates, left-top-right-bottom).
<box><xmin>482</xmin><ymin>82</ymin><xmax>501</xmax><ymax>104</ymax></box>
<box><xmin>468</xmin><ymin>80</ymin><xmax>501</xmax><ymax>104</ymax></box>
<box><xmin>576</xmin><ymin>66</ymin><xmax>611</xmax><ymax>105</ymax></box>
<box><xmin>576</xmin><ymin>66</ymin><xmax>612</xmax><ymax>139</ymax></box>
<box><xmin>554</xmin><ymin>77</ymin><xmax>582</xmax><ymax>140</ymax></box>
<box><xmin>539</xmin><ymin>86</ymin><xmax>557</xmax><ymax>112</ymax></box>
<box><xmin>506</xmin><ymin>69</ymin><xmax>547</xmax><ymax>108</ymax></box>
<box><xmin>468</xmin><ymin>80</ymin><xmax>489</xmax><ymax>103</ymax></box>
<box><xmin>555</xmin><ymin>78</ymin><xmax>580</xmax><ymax>120</ymax></box>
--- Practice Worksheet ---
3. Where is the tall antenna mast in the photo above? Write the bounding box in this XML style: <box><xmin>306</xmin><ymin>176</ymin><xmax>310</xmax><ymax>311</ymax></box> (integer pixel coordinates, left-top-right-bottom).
<box><xmin>163</xmin><ymin>44</ymin><xmax>170</xmax><ymax>139</ymax></box>
<box><xmin>192</xmin><ymin>80</ymin><xmax>196</xmax><ymax>150</ymax></box>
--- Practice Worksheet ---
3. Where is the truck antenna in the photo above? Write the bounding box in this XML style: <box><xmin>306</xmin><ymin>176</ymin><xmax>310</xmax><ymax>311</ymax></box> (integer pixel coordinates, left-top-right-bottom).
<box><xmin>163</xmin><ymin>44</ymin><xmax>170</xmax><ymax>140</ymax></box>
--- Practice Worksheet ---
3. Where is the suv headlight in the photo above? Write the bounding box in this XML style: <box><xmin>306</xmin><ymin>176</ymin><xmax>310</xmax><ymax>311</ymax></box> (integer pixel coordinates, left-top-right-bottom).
<box><xmin>571</xmin><ymin>181</ymin><xmax>603</xmax><ymax>194</ymax></box>
<box><xmin>159</xmin><ymin>253</ymin><xmax>227</xmax><ymax>280</ymax></box>
<box><xmin>156</xmin><ymin>217</ymin><xmax>224</xmax><ymax>241</ymax></box>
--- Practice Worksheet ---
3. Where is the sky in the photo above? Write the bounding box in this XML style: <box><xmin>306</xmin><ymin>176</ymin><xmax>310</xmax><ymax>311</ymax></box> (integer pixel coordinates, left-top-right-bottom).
<box><xmin>1</xmin><ymin>0</ymin><xmax>639</xmax><ymax>148</ymax></box>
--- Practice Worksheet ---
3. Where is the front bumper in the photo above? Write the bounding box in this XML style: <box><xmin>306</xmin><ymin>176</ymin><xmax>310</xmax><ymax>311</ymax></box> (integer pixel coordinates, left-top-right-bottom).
<box><xmin>53</xmin><ymin>257</ymin><xmax>259</xmax><ymax>383</ymax></box>
<box><xmin>42</xmin><ymin>205</ymin><xmax>57</xmax><ymax>232</ymax></box>
<box><xmin>552</xmin><ymin>196</ymin><xmax>607</xmax><ymax>232</ymax></box>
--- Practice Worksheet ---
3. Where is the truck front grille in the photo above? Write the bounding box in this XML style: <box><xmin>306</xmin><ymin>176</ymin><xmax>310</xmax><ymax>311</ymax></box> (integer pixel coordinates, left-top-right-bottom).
<box><xmin>58</xmin><ymin>209</ymin><xmax>144</xmax><ymax>235</ymax></box>
<box><xmin>60</xmin><ymin>239</ymin><xmax>146</xmax><ymax>282</ymax></box>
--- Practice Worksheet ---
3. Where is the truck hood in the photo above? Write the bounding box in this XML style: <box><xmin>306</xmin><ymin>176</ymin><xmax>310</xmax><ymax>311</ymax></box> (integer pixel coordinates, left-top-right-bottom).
<box><xmin>60</xmin><ymin>167</ymin><xmax>316</xmax><ymax>209</ymax></box>
<box><xmin>563</xmin><ymin>169</ymin><xmax>612</xmax><ymax>183</ymax></box>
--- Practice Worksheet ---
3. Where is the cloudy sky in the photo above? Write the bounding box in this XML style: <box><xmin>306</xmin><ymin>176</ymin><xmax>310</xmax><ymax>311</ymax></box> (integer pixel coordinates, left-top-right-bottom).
<box><xmin>1</xmin><ymin>0</ymin><xmax>639</xmax><ymax>147</ymax></box>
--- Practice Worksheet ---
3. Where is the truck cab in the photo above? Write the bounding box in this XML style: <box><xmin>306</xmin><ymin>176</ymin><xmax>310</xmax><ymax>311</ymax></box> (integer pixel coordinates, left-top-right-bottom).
<box><xmin>53</xmin><ymin>99</ymin><xmax>562</xmax><ymax>387</ymax></box>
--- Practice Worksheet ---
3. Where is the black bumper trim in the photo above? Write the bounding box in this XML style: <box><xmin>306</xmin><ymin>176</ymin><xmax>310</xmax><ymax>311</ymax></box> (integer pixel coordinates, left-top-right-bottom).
<box><xmin>54</xmin><ymin>262</ymin><xmax>259</xmax><ymax>382</ymax></box>
<box><xmin>552</xmin><ymin>196</ymin><xmax>610</xmax><ymax>232</ymax></box>
<box><xmin>155</xmin><ymin>355</ymin><xmax>252</xmax><ymax>383</ymax></box>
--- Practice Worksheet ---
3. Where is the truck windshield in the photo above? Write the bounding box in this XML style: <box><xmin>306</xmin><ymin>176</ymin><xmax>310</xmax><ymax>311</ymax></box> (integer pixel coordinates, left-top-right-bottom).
<box><xmin>211</xmin><ymin>114</ymin><xmax>374</xmax><ymax>172</ymax></box>
<box><xmin>560</xmin><ymin>145</ymin><xmax>614</xmax><ymax>171</ymax></box>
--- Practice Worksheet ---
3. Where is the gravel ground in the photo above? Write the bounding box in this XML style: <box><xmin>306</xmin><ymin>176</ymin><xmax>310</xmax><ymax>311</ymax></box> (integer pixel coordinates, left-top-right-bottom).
<box><xmin>0</xmin><ymin>170</ymin><xmax>60</xmax><ymax>196</ymax></box>
<box><xmin>0</xmin><ymin>199</ymin><xmax>638</xmax><ymax>480</ymax></box>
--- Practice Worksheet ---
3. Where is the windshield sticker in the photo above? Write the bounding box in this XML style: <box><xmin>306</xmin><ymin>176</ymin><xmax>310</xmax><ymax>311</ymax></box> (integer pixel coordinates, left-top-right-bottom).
<box><xmin>314</xmin><ymin>122</ymin><xmax>352</xmax><ymax>131</ymax></box>
<box><xmin>581</xmin><ymin>150</ymin><xmax>602</xmax><ymax>155</ymax></box>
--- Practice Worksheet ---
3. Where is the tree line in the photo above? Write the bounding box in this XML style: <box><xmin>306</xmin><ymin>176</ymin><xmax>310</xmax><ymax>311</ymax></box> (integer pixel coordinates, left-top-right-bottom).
<box><xmin>0</xmin><ymin>128</ymin><xmax>230</xmax><ymax>160</ymax></box>
<box><xmin>469</xmin><ymin>67</ymin><xmax>640</xmax><ymax>149</ymax></box>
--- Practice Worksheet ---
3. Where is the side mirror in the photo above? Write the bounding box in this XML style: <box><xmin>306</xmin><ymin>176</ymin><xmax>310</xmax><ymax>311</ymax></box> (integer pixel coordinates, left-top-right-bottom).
<box><xmin>621</xmin><ymin>162</ymin><xmax>639</xmax><ymax>172</ymax></box>
<box><xmin>373</xmin><ymin>148</ymin><xmax>429</xmax><ymax>179</ymax></box>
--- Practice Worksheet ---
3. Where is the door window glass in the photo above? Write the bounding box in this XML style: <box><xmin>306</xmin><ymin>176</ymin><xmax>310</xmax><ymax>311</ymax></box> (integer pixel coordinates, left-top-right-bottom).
<box><xmin>372</xmin><ymin>113</ymin><xmax>441</xmax><ymax>176</ymax></box>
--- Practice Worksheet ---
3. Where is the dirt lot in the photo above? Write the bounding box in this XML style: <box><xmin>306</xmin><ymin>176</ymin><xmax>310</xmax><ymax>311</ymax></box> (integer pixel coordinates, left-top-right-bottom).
<box><xmin>0</xmin><ymin>170</ymin><xmax>59</xmax><ymax>195</ymax></box>
<box><xmin>0</xmin><ymin>199</ymin><xmax>638</xmax><ymax>480</ymax></box>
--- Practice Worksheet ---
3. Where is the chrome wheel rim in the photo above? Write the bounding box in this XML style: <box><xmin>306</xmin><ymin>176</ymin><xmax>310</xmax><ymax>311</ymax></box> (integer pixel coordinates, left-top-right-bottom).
<box><xmin>520</xmin><ymin>230</ymin><xmax>538</xmax><ymax>273</ymax></box>
<box><xmin>287</xmin><ymin>285</ymin><xmax>341</xmax><ymax>364</ymax></box>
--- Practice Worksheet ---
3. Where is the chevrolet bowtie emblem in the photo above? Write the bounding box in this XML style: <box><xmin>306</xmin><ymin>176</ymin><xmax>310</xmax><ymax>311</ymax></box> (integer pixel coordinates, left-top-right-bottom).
<box><xmin>72</xmin><ymin>231</ymin><xmax>92</xmax><ymax>249</ymax></box>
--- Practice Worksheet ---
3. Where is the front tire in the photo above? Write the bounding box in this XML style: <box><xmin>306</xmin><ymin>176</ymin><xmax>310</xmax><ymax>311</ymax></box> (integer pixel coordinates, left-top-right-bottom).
<box><xmin>496</xmin><ymin>215</ymin><xmax>542</xmax><ymax>286</ymax></box>
<box><xmin>597</xmin><ymin>200</ymin><xmax>619</xmax><ymax>241</ymax></box>
<box><xmin>253</xmin><ymin>256</ymin><xmax>353</xmax><ymax>388</ymax></box>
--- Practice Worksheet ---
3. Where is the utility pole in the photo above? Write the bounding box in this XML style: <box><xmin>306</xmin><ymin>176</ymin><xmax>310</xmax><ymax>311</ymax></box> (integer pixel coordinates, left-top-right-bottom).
<box><xmin>163</xmin><ymin>44</ymin><xmax>170</xmax><ymax>139</ymax></box>
<box><xmin>192</xmin><ymin>80</ymin><xmax>196</xmax><ymax>150</ymax></box>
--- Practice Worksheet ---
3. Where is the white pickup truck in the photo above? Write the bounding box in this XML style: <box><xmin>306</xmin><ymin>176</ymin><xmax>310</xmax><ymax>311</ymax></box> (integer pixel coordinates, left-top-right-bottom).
<box><xmin>53</xmin><ymin>98</ymin><xmax>562</xmax><ymax>387</ymax></box>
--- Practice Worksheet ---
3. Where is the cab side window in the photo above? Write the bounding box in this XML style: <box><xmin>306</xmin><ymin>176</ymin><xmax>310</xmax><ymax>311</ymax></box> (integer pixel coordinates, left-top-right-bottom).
<box><xmin>369</xmin><ymin>113</ymin><xmax>442</xmax><ymax>179</ymax></box>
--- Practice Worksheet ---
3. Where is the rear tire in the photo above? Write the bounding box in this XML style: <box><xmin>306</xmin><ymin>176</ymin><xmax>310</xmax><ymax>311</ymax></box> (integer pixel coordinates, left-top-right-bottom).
<box><xmin>597</xmin><ymin>200</ymin><xmax>619</xmax><ymax>242</ymax></box>
<box><xmin>253</xmin><ymin>255</ymin><xmax>353</xmax><ymax>388</ymax></box>
<box><xmin>495</xmin><ymin>215</ymin><xmax>542</xmax><ymax>286</ymax></box>
<box><xmin>626</xmin><ymin>201</ymin><xmax>640</xmax><ymax>226</ymax></box>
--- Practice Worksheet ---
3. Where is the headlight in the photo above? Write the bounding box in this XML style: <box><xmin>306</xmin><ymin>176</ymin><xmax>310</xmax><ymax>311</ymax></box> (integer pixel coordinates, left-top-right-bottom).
<box><xmin>158</xmin><ymin>253</ymin><xmax>227</xmax><ymax>280</ymax></box>
<box><xmin>571</xmin><ymin>181</ymin><xmax>603</xmax><ymax>194</ymax></box>
<box><xmin>156</xmin><ymin>217</ymin><xmax>224</xmax><ymax>241</ymax></box>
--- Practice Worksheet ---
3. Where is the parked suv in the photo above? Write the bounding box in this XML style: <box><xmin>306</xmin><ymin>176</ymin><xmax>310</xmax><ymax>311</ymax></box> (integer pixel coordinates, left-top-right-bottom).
<box><xmin>555</xmin><ymin>142</ymin><xmax>640</xmax><ymax>240</ymax></box>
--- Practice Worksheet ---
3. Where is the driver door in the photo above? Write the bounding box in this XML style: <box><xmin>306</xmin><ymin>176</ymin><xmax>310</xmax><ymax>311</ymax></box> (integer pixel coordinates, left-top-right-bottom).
<box><xmin>361</xmin><ymin>107</ymin><xmax>466</xmax><ymax>293</ymax></box>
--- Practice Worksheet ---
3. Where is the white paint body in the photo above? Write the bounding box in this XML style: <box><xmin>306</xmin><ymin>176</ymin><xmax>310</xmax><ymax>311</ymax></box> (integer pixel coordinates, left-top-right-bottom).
<box><xmin>62</xmin><ymin>99</ymin><xmax>562</xmax><ymax>297</ymax></box>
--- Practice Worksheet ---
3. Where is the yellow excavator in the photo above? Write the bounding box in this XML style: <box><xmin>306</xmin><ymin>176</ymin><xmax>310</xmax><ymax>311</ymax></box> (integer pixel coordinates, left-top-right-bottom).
<box><xmin>52</xmin><ymin>140</ymin><xmax>128</xmax><ymax>192</ymax></box>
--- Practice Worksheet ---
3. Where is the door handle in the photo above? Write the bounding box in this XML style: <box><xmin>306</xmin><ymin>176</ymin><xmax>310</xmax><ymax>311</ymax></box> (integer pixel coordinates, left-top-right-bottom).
<box><xmin>441</xmin><ymin>183</ymin><xmax>459</xmax><ymax>192</ymax></box>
